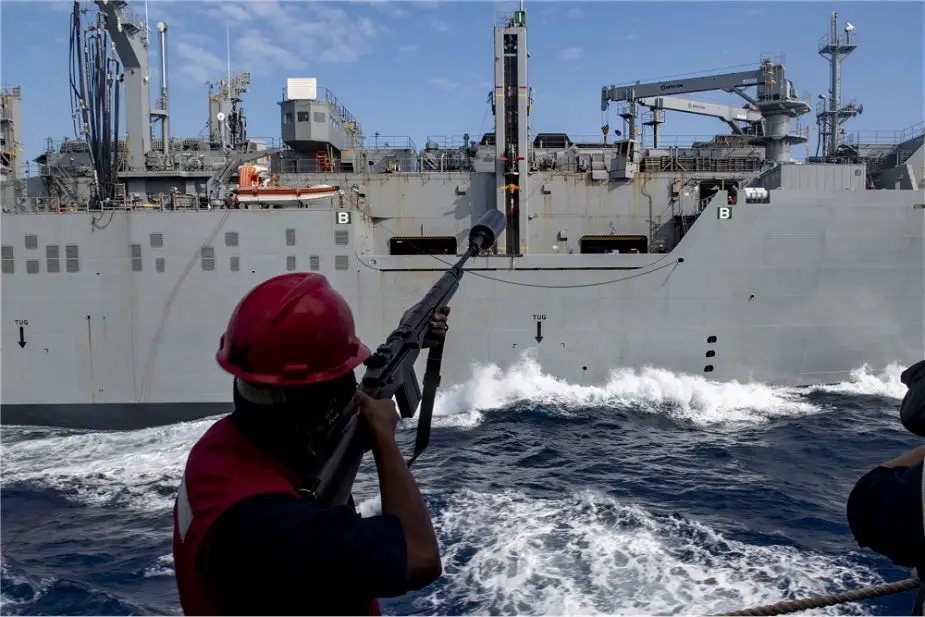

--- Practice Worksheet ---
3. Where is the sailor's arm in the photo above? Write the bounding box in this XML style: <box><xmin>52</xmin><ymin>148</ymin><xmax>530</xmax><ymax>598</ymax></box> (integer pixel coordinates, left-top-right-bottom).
<box><xmin>356</xmin><ymin>390</ymin><xmax>444</xmax><ymax>590</ymax></box>
<box><xmin>846</xmin><ymin>451</ymin><xmax>925</xmax><ymax>568</ymax></box>
<box><xmin>880</xmin><ymin>445</ymin><xmax>925</xmax><ymax>469</ymax></box>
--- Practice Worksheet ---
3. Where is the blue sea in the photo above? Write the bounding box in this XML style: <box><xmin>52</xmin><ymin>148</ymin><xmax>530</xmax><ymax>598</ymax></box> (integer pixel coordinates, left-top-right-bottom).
<box><xmin>1</xmin><ymin>355</ymin><xmax>920</xmax><ymax>616</ymax></box>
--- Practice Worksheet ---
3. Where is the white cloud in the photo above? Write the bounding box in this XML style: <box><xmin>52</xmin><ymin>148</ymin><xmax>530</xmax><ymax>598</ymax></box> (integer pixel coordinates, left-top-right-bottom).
<box><xmin>566</xmin><ymin>7</ymin><xmax>583</xmax><ymax>18</ymax></box>
<box><xmin>431</xmin><ymin>77</ymin><xmax>459</xmax><ymax>91</ymax></box>
<box><xmin>559</xmin><ymin>46</ymin><xmax>582</xmax><ymax>61</ymax></box>
<box><xmin>625</xmin><ymin>32</ymin><xmax>639</xmax><ymax>41</ymax></box>
<box><xmin>174</xmin><ymin>0</ymin><xmax>387</xmax><ymax>84</ymax></box>
<box><xmin>364</xmin><ymin>0</ymin><xmax>407</xmax><ymax>18</ymax></box>
<box><xmin>236</xmin><ymin>29</ymin><xmax>303</xmax><ymax>72</ymax></box>
<box><xmin>175</xmin><ymin>41</ymin><xmax>229</xmax><ymax>84</ymax></box>
<box><xmin>399</xmin><ymin>44</ymin><xmax>420</xmax><ymax>52</ymax></box>
<box><xmin>432</xmin><ymin>18</ymin><xmax>449</xmax><ymax>32</ymax></box>
<box><xmin>204</xmin><ymin>4</ymin><xmax>250</xmax><ymax>23</ymax></box>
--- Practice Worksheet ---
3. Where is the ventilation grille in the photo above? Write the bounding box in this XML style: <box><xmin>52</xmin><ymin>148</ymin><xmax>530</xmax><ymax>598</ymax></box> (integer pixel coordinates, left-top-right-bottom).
<box><xmin>46</xmin><ymin>245</ymin><xmax>60</xmax><ymax>273</ymax></box>
<box><xmin>65</xmin><ymin>244</ymin><xmax>79</xmax><ymax>273</ymax></box>
<box><xmin>201</xmin><ymin>246</ymin><xmax>215</xmax><ymax>271</ymax></box>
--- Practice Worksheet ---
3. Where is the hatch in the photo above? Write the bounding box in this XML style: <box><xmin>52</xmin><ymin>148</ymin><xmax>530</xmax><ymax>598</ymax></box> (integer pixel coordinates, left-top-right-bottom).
<box><xmin>389</xmin><ymin>236</ymin><xmax>458</xmax><ymax>256</ymax></box>
<box><xmin>579</xmin><ymin>234</ymin><xmax>648</xmax><ymax>254</ymax></box>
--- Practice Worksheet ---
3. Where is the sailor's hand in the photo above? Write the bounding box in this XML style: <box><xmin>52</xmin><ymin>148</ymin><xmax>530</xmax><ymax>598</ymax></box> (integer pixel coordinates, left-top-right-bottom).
<box><xmin>399</xmin><ymin>305</ymin><xmax>451</xmax><ymax>348</ymax></box>
<box><xmin>423</xmin><ymin>306</ymin><xmax>450</xmax><ymax>348</ymax></box>
<box><xmin>355</xmin><ymin>390</ymin><xmax>399</xmax><ymax>440</ymax></box>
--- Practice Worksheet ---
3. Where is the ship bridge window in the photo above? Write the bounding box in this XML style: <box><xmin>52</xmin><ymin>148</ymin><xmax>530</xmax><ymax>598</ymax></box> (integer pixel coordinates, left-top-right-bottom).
<box><xmin>389</xmin><ymin>236</ymin><xmax>457</xmax><ymax>256</ymax></box>
<box><xmin>297</xmin><ymin>112</ymin><xmax>311</xmax><ymax>122</ymax></box>
<box><xmin>579</xmin><ymin>235</ymin><xmax>648</xmax><ymax>254</ymax></box>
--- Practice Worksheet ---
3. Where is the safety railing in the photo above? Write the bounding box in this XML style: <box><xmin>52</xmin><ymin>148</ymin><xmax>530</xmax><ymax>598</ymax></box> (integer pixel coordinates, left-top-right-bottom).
<box><xmin>817</xmin><ymin>28</ymin><xmax>859</xmax><ymax>55</ymax></box>
<box><xmin>1</xmin><ymin>192</ymin><xmax>215</xmax><ymax>214</ymax></box>
<box><xmin>845</xmin><ymin>123</ymin><xmax>925</xmax><ymax>146</ymax></box>
<box><xmin>423</xmin><ymin>135</ymin><xmax>477</xmax><ymax>149</ymax></box>
<box><xmin>357</xmin><ymin>135</ymin><xmax>417</xmax><ymax>150</ymax></box>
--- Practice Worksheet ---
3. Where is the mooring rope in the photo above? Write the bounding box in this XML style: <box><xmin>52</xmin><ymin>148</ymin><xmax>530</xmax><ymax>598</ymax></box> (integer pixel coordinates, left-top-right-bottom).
<box><xmin>715</xmin><ymin>577</ymin><xmax>921</xmax><ymax>616</ymax></box>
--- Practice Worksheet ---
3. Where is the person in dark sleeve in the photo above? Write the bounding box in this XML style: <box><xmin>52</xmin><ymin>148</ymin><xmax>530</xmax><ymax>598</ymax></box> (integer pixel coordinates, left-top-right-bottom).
<box><xmin>172</xmin><ymin>273</ymin><xmax>447</xmax><ymax>616</ymax></box>
<box><xmin>846</xmin><ymin>359</ymin><xmax>925</xmax><ymax>615</ymax></box>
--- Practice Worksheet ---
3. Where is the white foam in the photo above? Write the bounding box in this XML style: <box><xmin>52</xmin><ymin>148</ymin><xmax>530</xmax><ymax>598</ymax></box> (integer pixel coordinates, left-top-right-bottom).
<box><xmin>142</xmin><ymin>554</ymin><xmax>175</xmax><ymax>579</ymax></box>
<box><xmin>807</xmin><ymin>362</ymin><xmax>908</xmax><ymax>399</ymax></box>
<box><xmin>1</xmin><ymin>419</ymin><xmax>215</xmax><ymax>511</ymax></box>
<box><xmin>427</xmin><ymin>350</ymin><xmax>906</xmax><ymax>430</ymax></box>
<box><xmin>0</xmin><ymin>355</ymin><xmax>906</xmax><ymax>515</ymax></box>
<box><xmin>421</xmin><ymin>489</ymin><xmax>882</xmax><ymax>616</ymax></box>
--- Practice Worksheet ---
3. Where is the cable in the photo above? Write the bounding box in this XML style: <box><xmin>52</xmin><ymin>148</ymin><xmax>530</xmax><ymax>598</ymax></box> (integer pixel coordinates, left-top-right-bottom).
<box><xmin>353</xmin><ymin>217</ymin><xmax>683</xmax><ymax>289</ymax></box>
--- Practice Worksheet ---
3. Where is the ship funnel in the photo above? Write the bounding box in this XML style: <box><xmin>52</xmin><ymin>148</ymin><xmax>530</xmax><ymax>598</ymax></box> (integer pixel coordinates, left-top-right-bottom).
<box><xmin>468</xmin><ymin>210</ymin><xmax>506</xmax><ymax>251</ymax></box>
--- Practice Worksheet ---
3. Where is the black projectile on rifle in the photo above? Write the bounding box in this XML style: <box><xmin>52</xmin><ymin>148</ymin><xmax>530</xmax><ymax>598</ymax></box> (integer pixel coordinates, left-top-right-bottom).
<box><xmin>305</xmin><ymin>210</ymin><xmax>506</xmax><ymax>507</ymax></box>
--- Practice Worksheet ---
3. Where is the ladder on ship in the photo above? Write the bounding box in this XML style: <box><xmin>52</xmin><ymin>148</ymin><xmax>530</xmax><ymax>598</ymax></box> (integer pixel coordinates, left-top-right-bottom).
<box><xmin>315</xmin><ymin>151</ymin><xmax>332</xmax><ymax>173</ymax></box>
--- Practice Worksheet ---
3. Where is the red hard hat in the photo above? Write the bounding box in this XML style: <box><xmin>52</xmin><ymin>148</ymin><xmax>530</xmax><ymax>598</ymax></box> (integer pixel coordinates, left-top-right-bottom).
<box><xmin>216</xmin><ymin>273</ymin><xmax>371</xmax><ymax>387</ymax></box>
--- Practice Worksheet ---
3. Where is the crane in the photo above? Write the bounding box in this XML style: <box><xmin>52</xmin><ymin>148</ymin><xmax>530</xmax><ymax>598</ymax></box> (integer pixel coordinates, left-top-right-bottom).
<box><xmin>601</xmin><ymin>68</ymin><xmax>766</xmax><ymax>110</ymax></box>
<box><xmin>600</xmin><ymin>60</ymin><xmax>811</xmax><ymax>162</ymax></box>
<box><xmin>635</xmin><ymin>95</ymin><xmax>763</xmax><ymax>134</ymax></box>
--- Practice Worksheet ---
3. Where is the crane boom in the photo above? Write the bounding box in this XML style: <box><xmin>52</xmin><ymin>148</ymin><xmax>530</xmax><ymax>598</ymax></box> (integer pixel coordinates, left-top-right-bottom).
<box><xmin>635</xmin><ymin>95</ymin><xmax>763</xmax><ymax>134</ymax></box>
<box><xmin>601</xmin><ymin>69</ymin><xmax>764</xmax><ymax>111</ymax></box>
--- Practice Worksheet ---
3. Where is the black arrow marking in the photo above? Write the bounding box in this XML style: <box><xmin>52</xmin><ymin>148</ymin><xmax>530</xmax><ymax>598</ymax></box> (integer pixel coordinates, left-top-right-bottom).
<box><xmin>535</xmin><ymin>321</ymin><xmax>543</xmax><ymax>343</ymax></box>
<box><xmin>18</xmin><ymin>326</ymin><xmax>26</xmax><ymax>348</ymax></box>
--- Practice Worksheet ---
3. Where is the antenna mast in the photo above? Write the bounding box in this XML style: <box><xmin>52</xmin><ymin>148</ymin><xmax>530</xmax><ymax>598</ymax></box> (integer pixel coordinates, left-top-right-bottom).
<box><xmin>816</xmin><ymin>12</ymin><xmax>862</xmax><ymax>157</ymax></box>
<box><xmin>226</xmin><ymin>24</ymin><xmax>231</xmax><ymax>85</ymax></box>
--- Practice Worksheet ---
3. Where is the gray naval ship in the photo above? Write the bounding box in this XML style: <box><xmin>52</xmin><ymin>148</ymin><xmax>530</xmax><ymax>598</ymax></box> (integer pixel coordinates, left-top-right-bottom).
<box><xmin>1</xmin><ymin>1</ymin><xmax>923</xmax><ymax>430</ymax></box>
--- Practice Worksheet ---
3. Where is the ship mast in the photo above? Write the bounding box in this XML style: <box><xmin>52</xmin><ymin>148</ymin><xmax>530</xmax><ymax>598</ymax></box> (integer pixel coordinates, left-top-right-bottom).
<box><xmin>816</xmin><ymin>12</ymin><xmax>862</xmax><ymax>157</ymax></box>
<box><xmin>492</xmin><ymin>4</ymin><xmax>530</xmax><ymax>256</ymax></box>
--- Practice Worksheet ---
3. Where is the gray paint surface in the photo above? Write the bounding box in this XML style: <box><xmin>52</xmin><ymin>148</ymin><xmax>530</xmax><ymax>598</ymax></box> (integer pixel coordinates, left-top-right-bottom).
<box><xmin>1</xmin><ymin>3</ymin><xmax>923</xmax><ymax>430</ymax></box>
<box><xmin>2</xmin><ymin>175</ymin><xmax>923</xmax><ymax>428</ymax></box>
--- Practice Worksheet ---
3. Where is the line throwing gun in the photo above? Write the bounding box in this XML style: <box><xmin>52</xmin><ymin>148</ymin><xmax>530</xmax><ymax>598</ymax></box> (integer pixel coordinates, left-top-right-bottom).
<box><xmin>304</xmin><ymin>209</ymin><xmax>506</xmax><ymax>507</ymax></box>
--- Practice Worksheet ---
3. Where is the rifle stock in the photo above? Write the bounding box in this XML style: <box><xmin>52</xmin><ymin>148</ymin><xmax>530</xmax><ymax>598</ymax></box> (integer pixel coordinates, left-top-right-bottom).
<box><xmin>304</xmin><ymin>210</ymin><xmax>506</xmax><ymax>507</ymax></box>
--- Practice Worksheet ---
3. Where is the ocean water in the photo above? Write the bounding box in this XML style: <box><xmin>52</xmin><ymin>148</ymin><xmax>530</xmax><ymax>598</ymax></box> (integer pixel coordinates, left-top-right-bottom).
<box><xmin>1</xmin><ymin>353</ymin><xmax>921</xmax><ymax>616</ymax></box>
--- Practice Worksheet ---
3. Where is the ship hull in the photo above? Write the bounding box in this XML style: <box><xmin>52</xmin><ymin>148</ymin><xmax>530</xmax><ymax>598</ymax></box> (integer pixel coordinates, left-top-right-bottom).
<box><xmin>2</xmin><ymin>189</ymin><xmax>922</xmax><ymax>430</ymax></box>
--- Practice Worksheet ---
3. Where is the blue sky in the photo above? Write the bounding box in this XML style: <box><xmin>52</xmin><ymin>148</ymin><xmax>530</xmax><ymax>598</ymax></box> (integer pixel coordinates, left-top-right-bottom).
<box><xmin>2</xmin><ymin>1</ymin><xmax>922</xmax><ymax>165</ymax></box>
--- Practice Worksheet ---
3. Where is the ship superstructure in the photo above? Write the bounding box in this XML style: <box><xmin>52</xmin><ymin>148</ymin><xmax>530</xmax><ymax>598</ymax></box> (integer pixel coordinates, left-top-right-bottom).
<box><xmin>1</xmin><ymin>3</ymin><xmax>922</xmax><ymax>429</ymax></box>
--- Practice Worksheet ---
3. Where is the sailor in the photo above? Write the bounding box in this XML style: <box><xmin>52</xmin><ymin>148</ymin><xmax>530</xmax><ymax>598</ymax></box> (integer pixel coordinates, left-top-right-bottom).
<box><xmin>846</xmin><ymin>359</ymin><xmax>925</xmax><ymax>615</ymax></box>
<box><xmin>172</xmin><ymin>272</ymin><xmax>447</xmax><ymax>616</ymax></box>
